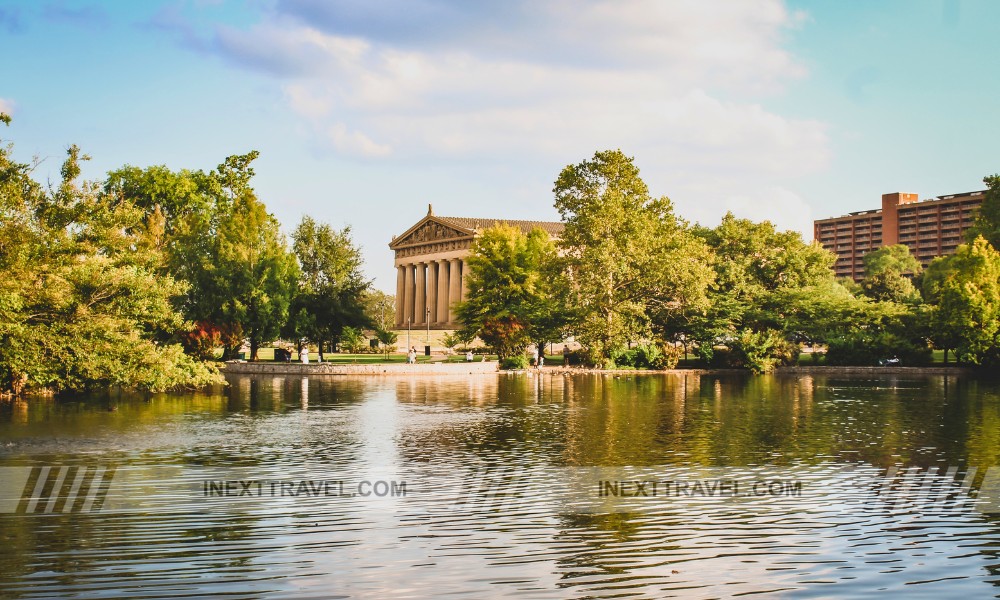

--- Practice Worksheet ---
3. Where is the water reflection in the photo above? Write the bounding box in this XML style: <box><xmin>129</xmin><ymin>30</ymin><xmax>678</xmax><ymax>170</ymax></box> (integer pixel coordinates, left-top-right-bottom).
<box><xmin>1</xmin><ymin>372</ymin><xmax>999</xmax><ymax>598</ymax></box>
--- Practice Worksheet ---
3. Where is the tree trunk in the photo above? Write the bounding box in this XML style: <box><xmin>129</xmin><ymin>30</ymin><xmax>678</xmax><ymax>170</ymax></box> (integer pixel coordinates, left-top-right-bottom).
<box><xmin>223</xmin><ymin>343</ymin><xmax>240</xmax><ymax>361</ymax></box>
<box><xmin>250</xmin><ymin>338</ymin><xmax>259</xmax><ymax>361</ymax></box>
<box><xmin>318</xmin><ymin>340</ymin><xmax>325</xmax><ymax>362</ymax></box>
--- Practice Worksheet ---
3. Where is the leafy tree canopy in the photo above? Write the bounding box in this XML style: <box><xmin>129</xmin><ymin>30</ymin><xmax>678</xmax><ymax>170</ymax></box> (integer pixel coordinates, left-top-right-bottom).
<box><xmin>456</xmin><ymin>224</ymin><xmax>564</xmax><ymax>360</ymax></box>
<box><xmin>0</xmin><ymin>118</ymin><xmax>221</xmax><ymax>394</ymax></box>
<box><xmin>285</xmin><ymin>216</ymin><xmax>370</xmax><ymax>359</ymax></box>
<box><xmin>969</xmin><ymin>174</ymin><xmax>1000</xmax><ymax>249</ymax></box>
<box><xmin>554</xmin><ymin>149</ymin><xmax>713</xmax><ymax>364</ymax></box>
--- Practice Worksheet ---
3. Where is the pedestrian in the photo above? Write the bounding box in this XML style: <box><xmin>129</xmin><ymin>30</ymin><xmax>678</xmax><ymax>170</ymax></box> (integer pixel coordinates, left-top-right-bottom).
<box><xmin>408</xmin><ymin>346</ymin><xmax>417</xmax><ymax>364</ymax></box>
<box><xmin>301</xmin><ymin>346</ymin><xmax>309</xmax><ymax>364</ymax></box>
<box><xmin>466</xmin><ymin>350</ymin><xmax>474</xmax><ymax>362</ymax></box>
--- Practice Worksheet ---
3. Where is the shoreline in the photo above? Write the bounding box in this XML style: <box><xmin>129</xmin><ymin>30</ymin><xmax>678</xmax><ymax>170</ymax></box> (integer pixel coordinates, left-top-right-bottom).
<box><xmin>221</xmin><ymin>362</ymin><xmax>977</xmax><ymax>377</ymax></box>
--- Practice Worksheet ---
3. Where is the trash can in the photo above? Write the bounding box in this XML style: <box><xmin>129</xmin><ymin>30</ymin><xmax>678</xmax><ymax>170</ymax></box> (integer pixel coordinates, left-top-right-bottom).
<box><xmin>424</xmin><ymin>345</ymin><xmax>431</xmax><ymax>356</ymax></box>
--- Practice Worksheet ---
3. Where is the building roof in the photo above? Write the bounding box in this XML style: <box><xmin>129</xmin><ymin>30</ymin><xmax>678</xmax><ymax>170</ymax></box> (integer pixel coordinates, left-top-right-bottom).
<box><xmin>433</xmin><ymin>216</ymin><xmax>564</xmax><ymax>236</ymax></box>
<box><xmin>816</xmin><ymin>190</ymin><xmax>987</xmax><ymax>222</ymax></box>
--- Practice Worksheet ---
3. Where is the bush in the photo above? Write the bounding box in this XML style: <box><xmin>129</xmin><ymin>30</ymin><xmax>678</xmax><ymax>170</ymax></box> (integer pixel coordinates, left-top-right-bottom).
<box><xmin>609</xmin><ymin>346</ymin><xmax>638</xmax><ymax>368</ymax></box>
<box><xmin>695</xmin><ymin>342</ymin><xmax>716</xmax><ymax>365</ymax></box>
<box><xmin>825</xmin><ymin>332</ymin><xmax>931</xmax><ymax>366</ymax></box>
<box><xmin>651</xmin><ymin>344</ymin><xmax>682</xmax><ymax>369</ymax></box>
<box><xmin>562</xmin><ymin>349</ymin><xmax>587</xmax><ymax>367</ymax></box>
<box><xmin>181</xmin><ymin>321</ymin><xmax>223</xmax><ymax>361</ymax></box>
<box><xmin>608</xmin><ymin>343</ymin><xmax>680</xmax><ymax>369</ymax></box>
<box><xmin>635</xmin><ymin>344</ymin><xmax>660</xmax><ymax>368</ymax></box>
<box><xmin>340</xmin><ymin>326</ymin><xmax>367</xmax><ymax>354</ymax></box>
<box><xmin>728</xmin><ymin>329</ymin><xmax>799</xmax><ymax>374</ymax></box>
<box><xmin>707</xmin><ymin>347</ymin><xmax>737</xmax><ymax>368</ymax></box>
<box><xmin>500</xmin><ymin>355</ymin><xmax>529</xmax><ymax>370</ymax></box>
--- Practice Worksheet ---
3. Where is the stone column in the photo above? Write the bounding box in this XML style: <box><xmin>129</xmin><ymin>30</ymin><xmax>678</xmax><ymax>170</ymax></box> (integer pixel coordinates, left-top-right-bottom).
<box><xmin>415</xmin><ymin>262</ymin><xmax>426</xmax><ymax>325</ymax></box>
<box><xmin>395</xmin><ymin>265</ymin><xmax>405</xmax><ymax>327</ymax></box>
<box><xmin>426</xmin><ymin>262</ymin><xmax>438</xmax><ymax>325</ymax></box>
<box><xmin>403</xmin><ymin>263</ymin><xmax>414</xmax><ymax>327</ymax></box>
<box><xmin>448</xmin><ymin>258</ymin><xmax>462</xmax><ymax>326</ymax></box>
<box><xmin>436</xmin><ymin>259</ymin><xmax>450</xmax><ymax>324</ymax></box>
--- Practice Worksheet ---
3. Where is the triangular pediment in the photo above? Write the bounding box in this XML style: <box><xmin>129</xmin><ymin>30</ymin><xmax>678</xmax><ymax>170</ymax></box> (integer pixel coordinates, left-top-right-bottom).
<box><xmin>389</xmin><ymin>216</ymin><xmax>475</xmax><ymax>249</ymax></box>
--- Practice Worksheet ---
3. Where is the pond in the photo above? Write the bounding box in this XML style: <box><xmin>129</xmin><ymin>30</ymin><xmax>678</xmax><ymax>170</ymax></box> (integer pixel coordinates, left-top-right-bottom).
<box><xmin>1</xmin><ymin>372</ymin><xmax>999</xmax><ymax>598</ymax></box>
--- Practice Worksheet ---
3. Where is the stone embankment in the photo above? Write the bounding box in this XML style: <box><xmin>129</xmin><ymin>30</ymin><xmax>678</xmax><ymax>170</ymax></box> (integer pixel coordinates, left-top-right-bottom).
<box><xmin>223</xmin><ymin>362</ymin><xmax>974</xmax><ymax>377</ymax></box>
<box><xmin>222</xmin><ymin>361</ymin><xmax>498</xmax><ymax>376</ymax></box>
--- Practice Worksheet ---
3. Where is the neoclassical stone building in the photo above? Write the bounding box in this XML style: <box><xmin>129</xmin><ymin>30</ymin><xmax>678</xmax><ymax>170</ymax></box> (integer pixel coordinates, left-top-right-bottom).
<box><xmin>390</xmin><ymin>205</ymin><xmax>563</xmax><ymax>330</ymax></box>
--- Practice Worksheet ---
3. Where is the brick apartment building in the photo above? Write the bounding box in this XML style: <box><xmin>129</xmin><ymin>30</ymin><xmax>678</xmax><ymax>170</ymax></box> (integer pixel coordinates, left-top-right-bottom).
<box><xmin>814</xmin><ymin>191</ymin><xmax>986</xmax><ymax>281</ymax></box>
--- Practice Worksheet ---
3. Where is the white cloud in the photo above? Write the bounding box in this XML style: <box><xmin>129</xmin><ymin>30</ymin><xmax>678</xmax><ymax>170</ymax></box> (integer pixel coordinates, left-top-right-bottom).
<box><xmin>200</xmin><ymin>1</ymin><xmax>825</xmax><ymax>173</ymax></box>
<box><xmin>676</xmin><ymin>184</ymin><xmax>813</xmax><ymax>242</ymax></box>
<box><xmin>0</xmin><ymin>97</ymin><xmax>14</xmax><ymax>115</ymax></box>
<box><xmin>169</xmin><ymin>0</ymin><xmax>830</xmax><ymax>257</ymax></box>
<box><xmin>326</xmin><ymin>123</ymin><xmax>392</xmax><ymax>158</ymax></box>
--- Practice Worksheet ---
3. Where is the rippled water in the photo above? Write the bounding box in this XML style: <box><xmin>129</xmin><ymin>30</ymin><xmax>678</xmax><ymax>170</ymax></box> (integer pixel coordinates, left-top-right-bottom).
<box><xmin>2</xmin><ymin>372</ymin><xmax>1000</xmax><ymax>598</ymax></box>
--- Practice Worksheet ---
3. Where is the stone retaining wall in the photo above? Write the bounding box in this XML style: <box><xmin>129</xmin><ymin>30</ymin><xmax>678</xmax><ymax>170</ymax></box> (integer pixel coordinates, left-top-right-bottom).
<box><xmin>222</xmin><ymin>361</ymin><xmax>498</xmax><ymax>376</ymax></box>
<box><xmin>222</xmin><ymin>362</ymin><xmax>974</xmax><ymax>377</ymax></box>
<box><xmin>775</xmin><ymin>366</ymin><xmax>974</xmax><ymax>376</ymax></box>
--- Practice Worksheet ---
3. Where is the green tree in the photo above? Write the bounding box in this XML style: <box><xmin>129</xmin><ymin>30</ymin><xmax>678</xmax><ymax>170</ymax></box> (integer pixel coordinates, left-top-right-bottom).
<box><xmin>859</xmin><ymin>244</ymin><xmax>922</xmax><ymax>303</ymax></box>
<box><xmin>215</xmin><ymin>192</ymin><xmax>299</xmax><ymax>360</ymax></box>
<box><xmin>0</xmin><ymin>118</ymin><xmax>221</xmax><ymax>394</ymax></box>
<box><xmin>361</xmin><ymin>289</ymin><xmax>395</xmax><ymax>333</ymax></box>
<box><xmin>455</xmin><ymin>224</ymin><xmax>566</xmax><ymax>361</ymax></box>
<box><xmin>339</xmin><ymin>326</ymin><xmax>366</xmax><ymax>353</ymax></box>
<box><xmin>553</xmin><ymin>150</ymin><xmax>713</xmax><ymax>365</ymax></box>
<box><xmin>863</xmin><ymin>244</ymin><xmax>922</xmax><ymax>276</ymax></box>
<box><xmin>688</xmin><ymin>213</ymin><xmax>835</xmax><ymax>367</ymax></box>
<box><xmin>100</xmin><ymin>154</ymin><xmax>268</xmax><ymax>354</ymax></box>
<box><xmin>375</xmin><ymin>328</ymin><xmax>398</xmax><ymax>358</ymax></box>
<box><xmin>969</xmin><ymin>174</ymin><xmax>1000</xmax><ymax>248</ymax></box>
<box><xmin>286</xmin><ymin>216</ymin><xmax>370</xmax><ymax>360</ymax></box>
<box><xmin>927</xmin><ymin>236</ymin><xmax>1000</xmax><ymax>365</ymax></box>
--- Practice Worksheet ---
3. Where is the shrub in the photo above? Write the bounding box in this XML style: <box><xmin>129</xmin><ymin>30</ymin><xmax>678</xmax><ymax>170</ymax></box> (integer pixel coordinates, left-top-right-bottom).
<box><xmin>340</xmin><ymin>326</ymin><xmax>367</xmax><ymax>353</ymax></box>
<box><xmin>181</xmin><ymin>321</ymin><xmax>223</xmax><ymax>361</ymax></box>
<box><xmin>729</xmin><ymin>329</ymin><xmax>799</xmax><ymax>374</ymax></box>
<box><xmin>634</xmin><ymin>344</ymin><xmax>658</xmax><ymax>368</ymax></box>
<box><xmin>610</xmin><ymin>346</ymin><xmax>637</xmax><ymax>368</ymax></box>
<box><xmin>651</xmin><ymin>344</ymin><xmax>682</xmax><ymax>370</ymax></box>
<box><xmin>696</xmin><ymin>342</ymin><xmax>716</xmax><ymax>365</ymax></box>
<box><xmin>562</xmin><ymin>349</ymin><xmax>587</xmax><ymax>367</ymax></box>
<box><xmin>825</xmin><ymin>332</ymin><xmax>931</xmax><ymax>366</ymax></box>
<box><xmin>500</xmin><ymin>355</ymin><xmax>529</xmax><ymax>370</ymax></box>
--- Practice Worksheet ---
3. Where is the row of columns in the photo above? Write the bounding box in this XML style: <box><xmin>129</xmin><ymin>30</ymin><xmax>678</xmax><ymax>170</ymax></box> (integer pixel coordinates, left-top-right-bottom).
<box><xmin>395</xmin><ymin>258</ymin><xmax>469</xmax><ymax>328</ymax></box>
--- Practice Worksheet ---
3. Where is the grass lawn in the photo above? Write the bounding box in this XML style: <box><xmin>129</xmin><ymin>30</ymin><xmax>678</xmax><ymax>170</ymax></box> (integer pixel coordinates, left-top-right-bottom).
<box><xmin>443</xmin><ymin>354</ymin><xmax>494</xmax><ymax>363</ymax></box>
<box><xmin>313</xmin><ymin>354</ymin><xmax>432</xmax><ymax>364</ymax></box>
<box><xmin>249</xmin><ymin>348</ymin><xmax>435</xmax><ymax>364</ymax></box>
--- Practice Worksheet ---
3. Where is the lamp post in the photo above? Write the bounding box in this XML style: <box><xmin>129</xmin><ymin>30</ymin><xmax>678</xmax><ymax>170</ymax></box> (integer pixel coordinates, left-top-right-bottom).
<box><xmin>406</xmin><ymin>317</ymin><xmax>411</xmax><ymax>352</ymax></box>
<box><xmin>425</xmin><ymin>307</ymin><xmax>431</xmax><ymax>351</ymax></box>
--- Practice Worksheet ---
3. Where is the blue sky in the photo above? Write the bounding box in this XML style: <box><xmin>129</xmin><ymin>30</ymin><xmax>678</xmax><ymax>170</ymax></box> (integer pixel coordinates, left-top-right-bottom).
<box><xmin>1</xmin><ymin>0</ymin><xmax>997</xmax><ymax>291</ymax></box>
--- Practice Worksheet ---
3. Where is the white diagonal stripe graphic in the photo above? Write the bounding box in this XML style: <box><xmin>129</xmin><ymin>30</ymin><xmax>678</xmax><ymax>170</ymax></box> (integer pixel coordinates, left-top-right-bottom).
<box><xmin>63</xmin><ymin>467</ymin><xmax>88</xmax><ymax>513</ymax></box>
<box><xmin>81</xmin><ymin>466</ymin><xmax>106</xmax><ymax>513</ymax></box>
<box><xmin>44</xmin><ymin>467</ymin><xmax>68</xmax><ymax>513</ymax></box>
<box><xmin>25</xmin><ymin>466</ymin><xmax>50</xmax><ymax>514</ymax></box>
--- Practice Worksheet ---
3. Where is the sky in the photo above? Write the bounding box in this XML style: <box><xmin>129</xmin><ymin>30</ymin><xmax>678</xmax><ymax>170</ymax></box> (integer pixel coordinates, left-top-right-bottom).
<box><xmin>1</xmin><ymin>0</ymin><xmax>998</xmax><ymax>292</ymax></box>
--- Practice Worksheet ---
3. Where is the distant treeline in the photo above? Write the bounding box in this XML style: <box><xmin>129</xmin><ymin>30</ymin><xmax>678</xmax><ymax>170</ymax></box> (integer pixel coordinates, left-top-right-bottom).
<box><xmin>452</xmin><ymin>150</ymin><xmax>1000</xmax><ymax>372</ymax></box>
<box><xmin>3</xmin><ymin>116</ymin><xmax>1000</xmax><ymax>394</ymax></box>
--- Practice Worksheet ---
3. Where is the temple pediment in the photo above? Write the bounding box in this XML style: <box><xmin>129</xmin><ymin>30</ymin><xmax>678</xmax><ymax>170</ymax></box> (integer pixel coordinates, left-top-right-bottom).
<box><xmin>390</xmin><ymin>216</ymin><xmax>474</xmax><ymax>250</ymax></box>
